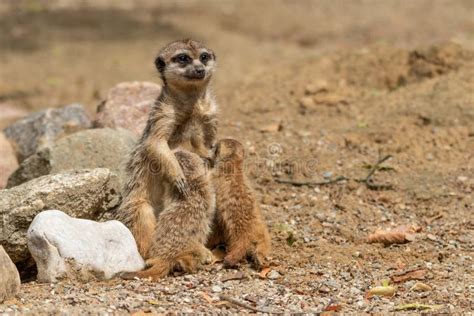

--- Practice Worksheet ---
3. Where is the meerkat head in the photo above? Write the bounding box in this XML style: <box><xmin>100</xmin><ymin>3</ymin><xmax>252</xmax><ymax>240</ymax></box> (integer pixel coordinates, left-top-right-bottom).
<box><xmin>174</xmin><ymin>150</ymin><xmax>208</xmax><ymax>182</ymax></box>
<box><xmin>155</xmin><ymin>39</ymin><xmax>216</xmax><ymax>89</ymax></box>
<box><xmin>213</xmin><ymin>138</ymin><xmax>245</xmax><ymax>168</ymax></box>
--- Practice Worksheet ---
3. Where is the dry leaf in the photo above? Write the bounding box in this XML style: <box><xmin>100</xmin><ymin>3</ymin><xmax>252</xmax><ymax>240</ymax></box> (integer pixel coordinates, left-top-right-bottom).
<box><xmin>367</xmin><ymin>280</ymin><xmax>396</xmax><ymax>298</ymax></box>
<box><xmin>394</xmin><ymin>303</ymin><xmax>442</xmax><ymax>311</ymax></box>
<box><xmin>368</xmin><ymin>225</ymin><xmax>422</xmax><ymax>245</ymax></box>
<box><xmin>391</xmin><ymin>269</ymin><xmax>427</xmax><ymax>283</ymax></box>
<box><xmin>367</xmin><ymin>286</ymin><xmax>396</xmax><ymax>298</ymax></box>
<box><xmin>324</xmin><ymin>304</ymin><xmax>342</xmax><ymax>312</ymax></box>
<box><xmin>409</xmin><ymin>282</ymin><xmax>432</xmax><ymax>292</ymax></box>
<box><xmin>260</xmin><ymin>122</ymin><xmax>283</xmax><ymax>133</ymax></box>
<box><xmin>259</xmin><ymin>267</ymin><xmax>271</xmax><ymax>279</ymax></box>
<box><xmin>221</xmin><ymin>271</ymin><xmax>247</xmax><ymax>282</ymax></box>
<box><xmin>147</xmin><ymin>300</ymin><xmax>160</xmax><ymax>305</ymax></box>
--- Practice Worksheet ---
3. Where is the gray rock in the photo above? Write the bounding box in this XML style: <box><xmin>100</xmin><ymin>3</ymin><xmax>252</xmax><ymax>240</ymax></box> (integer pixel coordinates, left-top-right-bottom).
<box><xmin>267</xmin><ymin>270</ymin><xmax>281</xmax><ymax>279</ymax></box>
<box><xmin>94</xmin><ymin>81</ymin><xmax>161</xmax><ymax>137</ymax></box>
<box><xmin>7</xmin><ymin>128</ymin><xmax>136</xmax><ymax>188</ymax></box>
<box><xmin>27</xmin><ymin>210</ymin><xmax>144</xmax><ymax>283</ymax></box>
<box><xmin>0</xmin><ymin>132</ymin><xmax>18</xmax><ymax>189</ymax></box>
<box><xmin>0</xmin><ymin>246</ymin><xmax>21</xmax><ymax>303</ymax></box>
<box><xmin>3</xmin><ymin>104</ymin><xmax>91</xmax><ymax>162</ymax></box>
<box><xmin>0</xmin><ymin>168</ymin><xmax>120</xmax><ymax>264</ymax></box>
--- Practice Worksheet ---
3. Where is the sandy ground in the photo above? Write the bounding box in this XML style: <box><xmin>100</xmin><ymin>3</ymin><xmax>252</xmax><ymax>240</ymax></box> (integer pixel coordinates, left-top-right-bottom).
<box><xmin>0</xmin><ymin>0</ymin><xmax>473</xmax><ymax>314</ymax></box>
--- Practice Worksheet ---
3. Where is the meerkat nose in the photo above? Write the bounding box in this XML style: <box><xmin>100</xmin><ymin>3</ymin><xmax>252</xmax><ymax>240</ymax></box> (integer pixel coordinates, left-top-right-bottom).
<box><xmin>196</xmin><ymin>68</ymin><xmax>205</xmax><ymax>76</ymax></box>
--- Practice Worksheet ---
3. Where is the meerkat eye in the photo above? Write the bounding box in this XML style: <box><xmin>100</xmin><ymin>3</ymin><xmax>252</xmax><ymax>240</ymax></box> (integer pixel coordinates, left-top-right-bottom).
<box><xmin>200</xmin><ymin>52</ymin><xmax>210</xmax><ymax>63</ymax></box>
<box><xmin>175</xmin><ymin>53</ymin><xmax>191</xmax><ymax>64</ymax></box>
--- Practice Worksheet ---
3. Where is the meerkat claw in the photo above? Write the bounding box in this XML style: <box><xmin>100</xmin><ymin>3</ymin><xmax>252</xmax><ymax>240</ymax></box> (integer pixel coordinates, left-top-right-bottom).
<box><xmin>175</xmin><ymin>177</ymin><xmax>189</xmax><ymax>197</ymax></box>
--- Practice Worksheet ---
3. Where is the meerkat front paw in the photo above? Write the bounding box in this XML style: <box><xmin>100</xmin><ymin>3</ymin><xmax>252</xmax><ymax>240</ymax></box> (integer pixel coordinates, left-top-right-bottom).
<box><xmin>174</xmin><ymin>175</ymin><xmax>189</xmax><ymax>197</ymax></box>
<box><xmin>199</xmin><ymin>247</ymin><xmax>214</xmax><ymax>265</ymax></box>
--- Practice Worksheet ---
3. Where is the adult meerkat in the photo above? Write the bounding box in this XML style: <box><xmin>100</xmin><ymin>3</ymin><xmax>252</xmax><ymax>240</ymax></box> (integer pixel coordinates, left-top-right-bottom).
<box><xmin>116</xmin><ymin>39</ymin><xmax>218</xmax><ymax>258</ymax></box>
<box><xmin>207</xmin><ymin>139</ymin><xmax>271</xmax><ymax>268</ymax></box>
<box><xmin>121</xmin><ymin>150</ymin><xmax>214</xmax><ymax>281</ymax></box>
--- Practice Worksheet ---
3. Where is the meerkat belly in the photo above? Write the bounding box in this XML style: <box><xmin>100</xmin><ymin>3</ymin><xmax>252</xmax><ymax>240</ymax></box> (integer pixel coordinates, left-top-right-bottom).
<box><xmin>168</xmin><ymin>117</ymin><xmax>206</xmax><ymax>155</ymax></box>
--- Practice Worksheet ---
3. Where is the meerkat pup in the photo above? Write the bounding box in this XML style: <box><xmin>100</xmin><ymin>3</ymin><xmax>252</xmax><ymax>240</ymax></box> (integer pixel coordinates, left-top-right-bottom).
<box><xmin>121</xmin><ymin>150</ymin><xmax>214</xmax><ymax>280</ymax></box>
<box><xmin>207</xmin><ymin>138</ymin><xmax>271</xmax><ymax>268</ymax></box>
<box><xmin>116</xmin><ymin>39</ymin><xmax>218</xmax><ymax>258</ymax></box>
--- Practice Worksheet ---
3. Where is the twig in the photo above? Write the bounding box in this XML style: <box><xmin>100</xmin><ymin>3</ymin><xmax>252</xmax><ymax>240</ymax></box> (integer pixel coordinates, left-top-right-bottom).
<box><xmin>218</xmin><ymin>294</ymin><xmax>275</xmax><ymax>314</ymax></box>
<box><xmin>362</xmin><ymin>155</ymin><xmax>393</xmax><ymax>182</ymax></box>
<box><xmin>357</xmin><ymin>154</ymin><xmax>394</xmax><ymax>190</ymax></box>
<box><xmin>275</xmin><ymin>155</ymin><xmax>394</xmax><ymax>190</ymax></box>
<box><xmin>275</xmin><ymin>176</ymin><xmax>348</xmax><ymax>187</ymax></box>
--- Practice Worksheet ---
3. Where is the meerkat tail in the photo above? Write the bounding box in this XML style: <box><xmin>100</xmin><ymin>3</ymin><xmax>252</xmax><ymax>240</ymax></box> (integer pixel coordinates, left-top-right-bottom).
<box><xmin>120</xmin><ymin>258</ymin><xmax>171</xmax><ymax>281</ymax></box>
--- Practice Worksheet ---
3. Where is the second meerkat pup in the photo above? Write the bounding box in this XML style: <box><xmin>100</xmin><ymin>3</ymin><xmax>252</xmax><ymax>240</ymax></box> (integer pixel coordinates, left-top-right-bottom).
<box><xmin>207</xmin><ymin>138</ymin><xmax>271</xmax><ymax>268</ymax></box>
<box><xmin>116</xmin><ymin>39</ymin><xmax>218</xmax><ymax>258</ymax></box>
<box><xmin>121</xmin><ymin>150</ymin><xmax>214</xmax><ymax>281</ymax></box>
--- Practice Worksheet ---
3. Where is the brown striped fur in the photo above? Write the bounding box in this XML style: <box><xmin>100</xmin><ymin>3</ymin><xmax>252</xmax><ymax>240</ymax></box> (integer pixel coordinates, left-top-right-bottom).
<box><xmin>120</xmin><ymin>150</ymin><xmax>215</xmax><ymax>281</ymax></box>
<box><xmin>207</xmin><ymin>139</ymin><xmax>271</xmax><ymax>268</ymax></box>
<box><xmin>115</xmin><ymin>39</ymin><xmax>218</xmax><ymax>260</ymax></box>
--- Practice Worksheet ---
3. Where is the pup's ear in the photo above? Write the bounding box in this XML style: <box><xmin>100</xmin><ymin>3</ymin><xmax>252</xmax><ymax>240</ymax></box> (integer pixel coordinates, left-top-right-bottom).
<box><xmin>210</xmin><ymin>49</ymin><xmax>217</xmax><ymax>61</ymax></box>
<box><xmin>154</xmin><ymin>56</ymin><xmax>166</xmax><ymax>73</ymax></box>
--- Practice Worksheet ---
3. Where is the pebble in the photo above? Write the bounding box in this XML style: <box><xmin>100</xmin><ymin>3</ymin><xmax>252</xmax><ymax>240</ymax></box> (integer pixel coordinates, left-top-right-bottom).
<box><xmin>457</xmin><ymin>175</ymin><xmax>468</xmax><ymax>182</ymax></box>
<box><xmin>211</xmin><ymin>285</ymin><xmax>222</xmax><ymax>293</ymax></box>
<box><xmin>267</xmin><ymin>270</ymin><xmax>281</xmax><ymax>280</ymax></box>
<box><xmin>323</xmin><ymin>171</ymin><xmax>333</xmax><ymax>179</ymax></box>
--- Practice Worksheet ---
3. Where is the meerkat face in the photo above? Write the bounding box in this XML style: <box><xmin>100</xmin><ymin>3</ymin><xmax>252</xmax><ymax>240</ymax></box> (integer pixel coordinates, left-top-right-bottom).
<box><xmin>155</xmin><ymin>39</ymin><xmax>216</xmax><ymax>88</ymax></box>
<box><xmin>213</xmin><ymin>138</ymin><xmax>245</xmax><ymax>165</ymax></box>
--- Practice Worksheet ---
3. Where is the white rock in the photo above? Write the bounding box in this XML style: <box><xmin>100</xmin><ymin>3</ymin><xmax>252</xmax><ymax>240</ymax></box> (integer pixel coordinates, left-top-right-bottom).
<box><xmin>27</xmin><ymin>210</ymin><xmax>144</xmax><ymax>283</ymax></box>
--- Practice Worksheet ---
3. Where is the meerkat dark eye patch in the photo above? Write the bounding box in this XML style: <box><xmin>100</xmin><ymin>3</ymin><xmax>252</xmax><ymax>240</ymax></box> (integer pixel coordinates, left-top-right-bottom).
<box><xmin>200</xmin><ymin>52</ymin><xmax>211</xmax><ymax>64</ymax></box>
<box><xmin>173</xmin><ymin>53</ymin><xmax>191</xmax><ymax>65</ymax></box>
<box><xmin>155</xmin><ymin>57</ymin><xmax>166</xmax><ymax>73</ymax></box>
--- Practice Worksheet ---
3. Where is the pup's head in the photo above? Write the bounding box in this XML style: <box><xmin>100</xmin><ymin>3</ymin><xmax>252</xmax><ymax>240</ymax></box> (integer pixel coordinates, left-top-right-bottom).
<box><xmin>213</xmin><ymin>138</ymin><xmax>245</xmax><ymax>167</ymax></box>
<box><xmin>174</xmin><ymin>150</ymin><xmax>207</xmax><ymax>182</ymax></box>
<box><xmin>155</xmin><ymin>39</ymin><xmax>216</xmax><ymax>88</ymax></box>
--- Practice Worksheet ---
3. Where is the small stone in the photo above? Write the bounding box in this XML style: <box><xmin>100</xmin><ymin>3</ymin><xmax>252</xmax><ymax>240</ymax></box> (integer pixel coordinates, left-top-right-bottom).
<box><xmin>0</xmin><ymin>246</ymin><xmax>21</xmax><ymax>303</ymax></box>
<box><xmin>3</xmin><ymin>104</ymin><xmax>91</xmax><ymax>162</ymax></box>
<box><xmin>211</xmin><ymin>285</ymin><xmax>222</xmax><ymax>293</ymax></box>
<box><xmin>427</xmin><ymin>234</ymin><xmax>437</xmax><ymax>241</ymax></box>
<box><xmin>259</xmin><ymin>122</ymin><xmax>283</xmax><ymax>133</ymax></box>
<box><xmin>351</xmin><ymin>287</ymin><xmax>361</xmax><ymax>295</ymax></box>
<box><xmin>457</xmin><ymin>176</ymin><xmax>468</xmax><ymax>182</ymax></box>
<box><xmin>94</xmin><ymin>81</ymin><xmax>161</xmax><ymax>137</ymax></box>
<box><xmin>267</xmin><ymin>270</ymin><xmax>281</xmax><ymax>279</ymax></box>
<box><xmin>323</xmin><ymin>171</ymin><xmax>333</xmax><ymax>179</ymax></box>
<box><xmin>27</xmin><ymin>210</ymin><xmax>145</xmax><ymax>282</ymax></box>
<box><xmin>305</xmin><ymin>80</ymin><xmax>328</xmax><ymax>95</ymax></box>
<box><xmin>299</xmin><ymin>97</ymin><xmax>315</xmax><ymax>109</ymax></box>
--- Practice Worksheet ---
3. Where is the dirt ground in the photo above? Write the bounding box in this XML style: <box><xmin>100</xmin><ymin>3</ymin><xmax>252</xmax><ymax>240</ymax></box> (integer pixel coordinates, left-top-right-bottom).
<box><xmin>1</xmin><ymin>0</ymin><xmax>473</xmax><ymax>314</ymax></box>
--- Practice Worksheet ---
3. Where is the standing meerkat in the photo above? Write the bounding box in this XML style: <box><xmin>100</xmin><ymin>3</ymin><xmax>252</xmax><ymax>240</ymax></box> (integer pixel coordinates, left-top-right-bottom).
<box><xmin>116</xmin><ymin>39</ymin><xmax>218</xmax><ymax>258</ymax></box>
<box><xmin>121</xmin><ymin>150</ymin><xmax>215</xmax><ymax>281</ymax></box>
<box><xmin>207</xmin><ymin>138</ymin><xmax>271</xmax><ymax>268</ymax></box>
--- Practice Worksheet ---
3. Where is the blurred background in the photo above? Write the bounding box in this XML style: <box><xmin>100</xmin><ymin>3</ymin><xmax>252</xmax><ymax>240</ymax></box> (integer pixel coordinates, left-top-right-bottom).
<box><xmin>1</xmin><ymin>1</ymin><xmax>473</xmax><ymax>312</ymax></box>
<box><xmin>0</xmin><ymin>0</ymin><xmax>473</xmax><ymax>128</ymax></box>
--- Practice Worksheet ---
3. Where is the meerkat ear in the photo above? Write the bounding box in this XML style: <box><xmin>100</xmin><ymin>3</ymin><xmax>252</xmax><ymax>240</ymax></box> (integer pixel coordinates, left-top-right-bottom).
<box><xmin>155</xmin><ymin>56</ymin><xmax>166</xmax><ymax>73</ymax></box>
